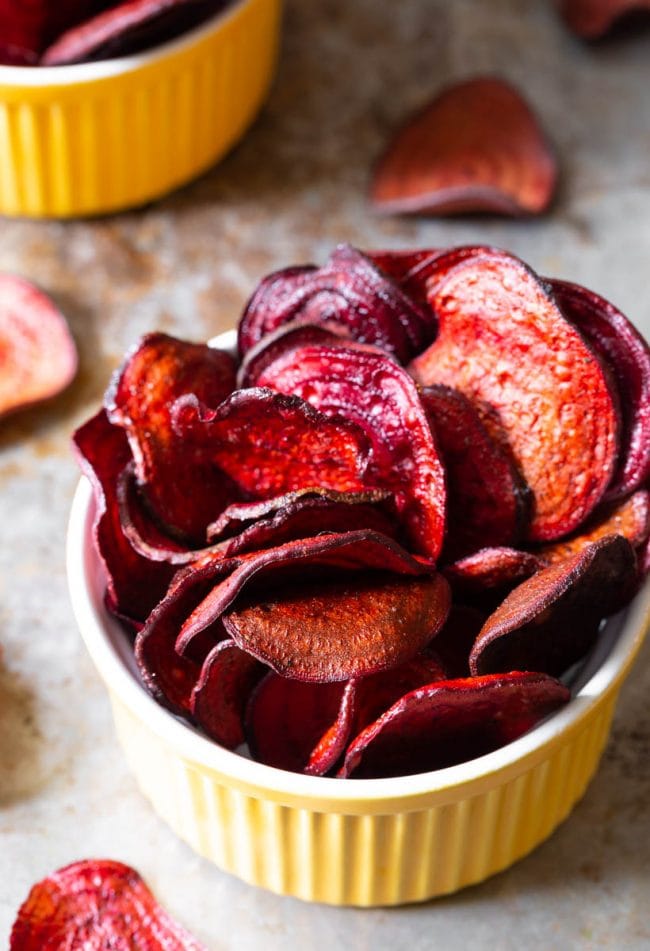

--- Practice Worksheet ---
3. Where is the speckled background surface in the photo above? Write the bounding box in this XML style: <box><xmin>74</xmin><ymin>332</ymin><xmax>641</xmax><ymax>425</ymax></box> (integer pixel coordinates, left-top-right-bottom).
<box><xmin>1</xmin><ymin>1</ymin><xmax>650</xmax><ymax>947</ymax></box>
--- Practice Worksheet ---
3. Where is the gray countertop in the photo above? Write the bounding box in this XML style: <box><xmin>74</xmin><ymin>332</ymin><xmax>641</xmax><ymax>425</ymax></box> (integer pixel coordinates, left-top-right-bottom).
<box><xmin>1</xmin><ymin>1</ymin><xmax>650</xmax><ymax>947</ymax></box>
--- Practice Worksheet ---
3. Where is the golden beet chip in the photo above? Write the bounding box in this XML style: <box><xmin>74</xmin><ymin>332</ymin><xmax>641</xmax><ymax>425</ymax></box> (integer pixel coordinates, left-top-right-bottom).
<box><xmin>469</xmin><ymin>535</ymin><xmax>636</xmax><ymax>678</ymax></box>
<box><xmin>223</xmin><ymin>571</ymin><xmax>450</xmax><ymax>682</ymax></box>
<box><xmin>0</xmin><ymin>274</ymin><xmax>77</xmax><ymax>420</ymax></box>
<box><xmin>255</xmin><ymin>344</ymin><xmax>447</xmax><ymax>560</ymax></box>
<box><xmin>339</xmin><ymin>672</ymin><xmax>570</xmax><ymax>779</ymax></box>
<box><xmin>10</xmin><ymin>859</ymin><xmax>205</xmax><ymax>950</ymax></box>
<box><xmin>409</xmin><ymin>250</ymin><xmax>620</xmax><ymax>542</ymax></box>
<box><xmin>370</xmin><ymin>77</ymin><xmax>557</xmax><ymax>217</ymax></box>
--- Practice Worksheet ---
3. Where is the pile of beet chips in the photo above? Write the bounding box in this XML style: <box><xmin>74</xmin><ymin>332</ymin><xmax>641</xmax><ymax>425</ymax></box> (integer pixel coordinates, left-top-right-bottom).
<box><xmin>74</xmin><ymin>244</ymin><xmax>650</xmax><ymax>779</ymax></box>
<box><xmin>0</xmin><ymin>0</ymin><xmax>229</xmax><ymax>66</ymax></box>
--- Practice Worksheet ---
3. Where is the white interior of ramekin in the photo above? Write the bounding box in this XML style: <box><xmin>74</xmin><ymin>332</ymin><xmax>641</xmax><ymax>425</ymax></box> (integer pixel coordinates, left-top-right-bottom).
<box><xmin>0</xmin><ymin>0</ymin><xmax>249</xmax><ymax>87</ymax></box>
<box><xmin>66</xmin><ymin>328</ymin><xmax>650</xmax><ymax>805</ymax></box>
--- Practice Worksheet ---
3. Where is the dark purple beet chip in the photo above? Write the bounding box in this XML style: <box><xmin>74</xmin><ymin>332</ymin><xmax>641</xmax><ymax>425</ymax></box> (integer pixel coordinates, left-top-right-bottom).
<box><xmin>175</xmin><ymin>529</ymin><xmax>437</xmax><ymax>658</ymax></box>
<box><xmin>255</xmin><ymin>344</ymin><xmax>447</xmax><ymax>561</ymax></box>
<box><xmin>338</xmin><ymin>672</ymin><xmax>570</xmax><ymax>779</ymax></box>
<box><xmin>172</xmin><ymin>387</ymin><xmax>371</xmax><ymax>501</ymax></box>
<box><xmin>221</xmin><ymin>571</ymin><xmax>450</xmax><ymax>682</ymax></box>
<box><xmin>469</xmin><ymin>534</ymin><xmax>637</xmax><ymax>678</ymax></box>
<box><xmin>236</xmin><ymin>320</ymin><xmax>350</xmax><ymax>389</ymax></box>
<box><xmin>549</xmin><ymin>278</ymin><xmax>650</xmax><ymax>500</ymax></box>
<box><xmin>73</xmin><ymin>410</ymin><xmax>176</xmax><ymax>624</ymax></box>
<box><xmin>444</xmin><ymin>547</ymin><xmax>542</xmax><ymax>595</ymax></box>
<box><xmin>422</xmin><ymin>384</ymin><xmax>529</xmax><ymax>557</ymax></box>
<box><xmin>238</xmin><ymin>244</ymin><xmax>434</xmax><ymax>363</ymax></box>
<box><xmin>105</xmin><ymin>333</ymin><xmax>237</xmax><ymax>544</ymax></box>
<box><xmin>190</xmin><ymin>640</ymin><xmax>266</xmax><ymax>749</ymax></box>
<box><xmin>365</xmin><ymin>248</ymin><xmax>441</xmax><ymax>285</ymax></box>
<box><xmin>41</xmin><ymin>0</ymin><xmax>229</xmax><ymax>66</ymax></box>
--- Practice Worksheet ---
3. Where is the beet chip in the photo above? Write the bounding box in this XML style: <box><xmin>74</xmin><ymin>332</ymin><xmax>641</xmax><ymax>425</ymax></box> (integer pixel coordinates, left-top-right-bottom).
<box><xmin>558</xmin><ymin>0</ymin><xmax>650</xmax><ymax>37</ymax></box>
<box><xmin>409</xmin><ymin>250</ymin><xmax>620</xmax><ymax>542</ymax></box>
<box><xmin>175</xmin><ymin>530</ymin><xmax>437</xmax><ymax>657</ymax></box>
<box><xmin>73</xmin><ymin>412</ymin><xmax>176</xmax><ymax>625</ymax></box>
<box><xmin>422</xmin><ymin>385</ymin><xmax>528</xmax><ymax>556</ymax></box>
<box><xmin>538</xmin><ymin>490</ymin><xmax>650</xmax><ymax>565</ymax></box>
<box><xmin>41</xmin><ymin>0</ymin><xmax>228</xmax><ymax>65</ymax></box>
<box><xmin>237</xmin><ymin>244</ymin><xmax>433</xmax><ymax>362</ymax></box>
<box><xmin>172</xmin><ymin>388</ymin><xmax>371</xmax><ymax>500</ymax></box>
<box><xmin>432</xmin><ymin>605</ymin><xmax>486</xmax><ymax>679</ymax></box>
<box><xmin>365</xmin><ymin>248</ymin><xmax>442</xmax><ymax>285</ymax></box>
<box><xmin>0</xmin><ymin>0</ymin><xmax>99</xmax><ymax>62</ymax></box>
<box><xmin>237</xmin><ymin>320</ymin><xmax>348</xmax><ymax>389</ymax></box>
<box><xmin>0</xmin><ymin>275</ymin><xmax>77</xmax><ymax>420</ymax></box>
<box><xmin>370</xmin><ymin>77</ymin><xmax>557</xmax><ymax>217</ymax></box>
<box><xmin>246</xmin><ymin>653</ymin><xmax>445</xmax><ymax>775</ymax></box>
<box><xmin>256</xmin><ymin>344</ymin><xmax>447</xmax><ymax>561</ymax></box>
<box><xmin>10</xmin><ymin>859</ymin><xmax>205</xmax><ymax>950</ymax></box>
<box><xmin>223</xmin><ymin>571</ymin><xmax>450</xmax><ymax>682</ymax></box>
<box><xmin>469</xmin><ymin>535</ymin><xmax>636</xmax><ymax>678</ymax></box>
<box><xmin>191</xmin><ymin>640</ymin><xmax>265</xmax><ymax>749</ymax></box>
<box><xmin>550</xmin><ymin>278</ymin><xmax>650</xmax><ymax>500</ymax></box>
<box><xmin>106</xmin><ymin>333</ymin><xmax>236</xmax><ymax>542</ymax></box>
<box><xmin>444</xmin><ymin>547</ymin><xmax>542</xmax><ymax>595</ymax></box>
<box><xmin>339</xmin><ymin>672</ymin><xmax>570</xmax><ymax>779</ymax></box>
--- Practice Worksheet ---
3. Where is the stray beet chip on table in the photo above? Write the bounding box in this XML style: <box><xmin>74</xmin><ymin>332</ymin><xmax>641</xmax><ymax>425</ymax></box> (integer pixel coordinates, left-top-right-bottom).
<box><xmin>74</xmin><ymin>241</ymin><xmax>650</xmax><ymax>780</ymax></box>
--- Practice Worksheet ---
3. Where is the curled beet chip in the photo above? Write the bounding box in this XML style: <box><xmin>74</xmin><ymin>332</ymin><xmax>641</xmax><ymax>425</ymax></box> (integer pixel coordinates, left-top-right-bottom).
<box><xmin>338</xmin><ymin>672</ymin><xmax>570</xmax><ymax>779</ymax></box>
<box><xmin>191</xmin><ymin>640</ymin><xmax>265</xmax><ymax>749</ymax></box>
<box><xmin>0</xmin><ymin>275</ymin><xmax>77</xmax><ymax>420</ymax></box>
<box><xmin>409</xmin><ymin>250</ymin><xmax>620</xmax><ymax>542</ymax></box>
<box><xmin>236</xmin><ymin>320</ymin><xmax>348</xmax><ymax>389</ymax></box>
<box><xmin>10</xmin><ymin>859</ymin><xmax>205</xmax><ymax>950</ymax></box>
<box><xmin>444</xmin><ymin>547</ymin><xmax>542</xmax><ymax>595</ymax></box>
<box><xmin>550</xmin><ymin>278</ymin><xmax>650</xmax><ymax>499</ymax></box>
<box><xmin>172</xmin><ymin>387</ymin><xmax>371</xmax><ymax>500</ymax></box>
<box><xmin>469</xmin><ymin>535</ymin><xmax>636</xmax><ymax>678</ymax></box>
<box><xmin>73</xmin><ymin>412</ymin><xmax>176</xmax><ymax>625</ymax></box>
<box><xmin>538</xmin><ymin>489</ymin><xmax>650</xmax><ymax>566</ymax></box>
<box><xmin>237</xmin><ymin>244</ymin><xmax>433</xmax><ymax>362</ymax></box>
<box><xmin>365</xmin><ymin>248</ymin><xmax>441</xmax><ymax>284</ymax></box>
<box><xmin>370</xmin><ymin>77</ymin><xmax>557</xmax><ymax>217</ymax></box>
<box><xmin>222</xmin><ymin>571</ymin><xmax>450</xmax><ymax>682</ymax></box>
<box><xmin>41</xmin><ymin>0</ymin><xmax>228</xmax><ymax>65</ymax></box>
<box><xmin>246</xmin><ymin>652</ymin><xmax>445</xmax><ymax>775</ymax></box>
<box><xmin>256</xmin><ymin>344</ymin><xmax>447</xmax><ymax>561</ymax></box>
<box><xmin>422</xmin><ymin>385</ymin><xmax>528</xmax><ymax>557</ymax></box>
<box><xmin>106</xmin><ymin>333</ymin><xmax>236</xmax><ymax>543</ymax></box>
<box><xmin>558</xmin><ymin>0</ymin><xmax>650</xmax><ymax>37</ymax></box>
<box><xmin>175</xmin><ymin>530</ymin><xmax>437</xmax><ymax>657</ymax></box>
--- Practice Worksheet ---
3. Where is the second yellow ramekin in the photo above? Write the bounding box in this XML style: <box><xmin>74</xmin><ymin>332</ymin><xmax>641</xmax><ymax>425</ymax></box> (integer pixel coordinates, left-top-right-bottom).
<box><xmin>67</xmin><ymin>472</ymin><xmax>650</xmax><ymax>906</ymax></box>
<box><xmin>0</xmin><ymin>0</ymin><xmax>281</xmax><ymax>218</ymax></box>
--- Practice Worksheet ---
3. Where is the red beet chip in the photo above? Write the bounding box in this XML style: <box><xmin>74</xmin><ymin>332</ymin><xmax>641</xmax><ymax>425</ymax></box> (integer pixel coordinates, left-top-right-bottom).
<box><xmin>191</xmin><ymin>640</ymin><xmax>265</xmax><ymax>749</ymax></box>
<box><xmin>409</xmin><ymin>250</ymin><xmax>620</xmax><ymax>542</ymax></box>
<box><xmin>370</xmin><ymin>77</ymin><xmax>557</xmax><ymax>217</ymax></box>
<box><xmin>255</xmin><ymin>344</ymin><xmax>447</xmax><ymax>561</ymax></box>
<box><xmin>73</xmin><ymin>412</ymin><xmax>176</xmax><ymax>625</ymax></box>
<box><xmin>222</xmin><ymin>571</ymin><xmax>450</xmax><ymax>683</ymax></box>
<box><xmin>338</xmin><ymin>672</ymin><xmax>570</xmax><ymax>779</ymax></box>
<box><xmin>106</xmin><ymin>333</ymin><xmax>237</xmax><ymax>543</ymax></box>
<box><xmin>237</xmin><ymin>319</ymin><xmax>348</xmax><ymax>389</ymax></box>
<box><xmin>175</xmin><ymin>529</ymin><xmax>437</xmax><ymax>657</ymax></box>
<box><xmin>0</xmin><ymin>0</ymin><xmax>100</xmax><ymax>62</ymax></box>
<box><xmin>41</xmin><ymin>0</ymin><xmax>227</xmax><ymax>66</ymax></box>
<box><xmin>237</xmin><ymin>244</ymin><xmax>434</xmax><ymax>362</ymax></box>
<box><xmin>444</xmin><ymin>547</ymin><xmax>542</xmax><ymax>595</ymax></box>
<box><xmin>538</xmin><ymin>489</ymin><xmax>650</xmax><ymax>565</ymax></box>
<box><xmin>172</xmin><ymin>387</ymin><xmax>371</xmax><ymax>500</ymax></box>
<box><xmin>469</xmin><ymin>535</ymin><xmax>636</xmax><ymax>678</ymax></box>
<box><xmin>10</xmin><ymin>859</ymin><xmax>205</xmax><ymax>950</ymax></box>
<box><xmin>365</xmin><ymin>248</ymin><xmax>441</xmax><ymax>284</ymax></box>
<box><xmin>0</xmin><ymin>275</ymin><xmax>77</xmax><ymax>420</ymax></box>
<box><xmin>550</xmin><ymin>278</ymin><xmax>650</xmax><ymax>500</ymax></box>
<box><xmin>422</xmin><ymin>384</ymin><xmax>528</xmax><ymax>557</ymax></box>
<box><xmin>558</xmin><ymin>0</ymin><xmax>650</xmax><ymax>37</ymax></box>
<box><xmin>246</xmin><ymin>653</ymin><xmax>445</xmax><ymax>775</ymax></box>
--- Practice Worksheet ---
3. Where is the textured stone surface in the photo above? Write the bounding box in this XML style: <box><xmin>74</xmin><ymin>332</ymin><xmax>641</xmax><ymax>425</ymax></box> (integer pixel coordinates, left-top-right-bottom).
<box><xmin>1</xmin><ymin>1</ymin><xmax>650</xmax><ymax>947</ymax></box>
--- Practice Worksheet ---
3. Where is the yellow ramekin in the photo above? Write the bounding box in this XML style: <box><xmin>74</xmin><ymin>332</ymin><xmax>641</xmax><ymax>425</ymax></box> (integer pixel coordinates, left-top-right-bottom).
<box><xmin>0</xmin><ymin>0</ymin><xmax>281</xmax><ymax>218</ymax></box>
<box><xmin>67</xmin><ymin>473</ymin><xmax>650</xmax><ymax>907</ymax></box>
